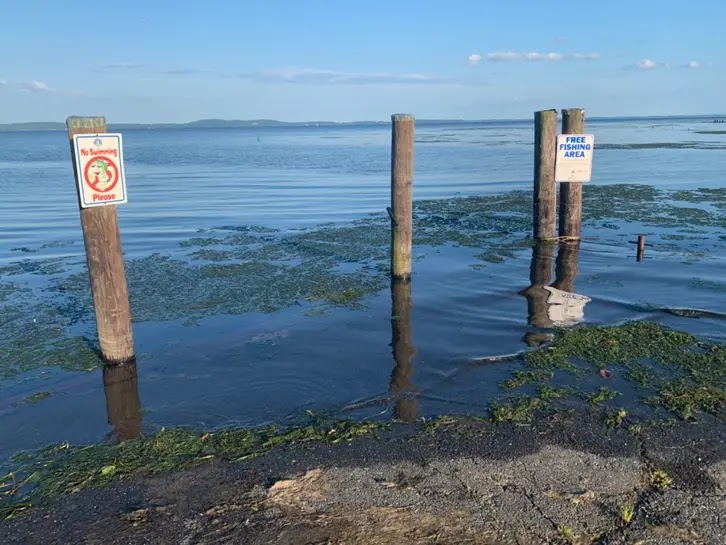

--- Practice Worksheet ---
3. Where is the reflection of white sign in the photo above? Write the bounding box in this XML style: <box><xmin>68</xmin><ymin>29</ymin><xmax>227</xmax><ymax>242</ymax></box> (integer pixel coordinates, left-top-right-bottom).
<box><xmin>544</xmin><ymin>286</ymin><xmax>591</xmax><ymax>326</ymax></box>
<box><xmin>555</xmin><ymin>134</ymin><xmax>594</xmax><ymax>183</ymax></box>
<box><xmin>73</xmin><ymin>133</ymin><xmax>127</xmax><ymax>208</ymax></box>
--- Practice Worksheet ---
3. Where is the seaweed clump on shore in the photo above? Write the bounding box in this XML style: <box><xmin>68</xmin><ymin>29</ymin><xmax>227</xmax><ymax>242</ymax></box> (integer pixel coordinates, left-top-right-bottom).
<box><xmin>0</xmin><ymin>417</ymin><xmax>387</xmax><ymax>519</ymax></box>
<box><xmin>498</xmin><ymin>321</ymin><xmax>726</xmax><ymax>422</ymax></box>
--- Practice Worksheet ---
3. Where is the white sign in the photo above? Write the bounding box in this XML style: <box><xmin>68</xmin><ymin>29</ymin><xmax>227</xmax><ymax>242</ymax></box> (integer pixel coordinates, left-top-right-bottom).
<box><xmin>555</xmin><ymin>134</ymin><xmax>594</xmax><ymax>183</ymax></box>
<box><xmin>544</xmin><ymin>286</ymin><xmax>591</xmax><ymax>326</ymax></box>
<box><xmin>73</xmin><ymin>133</ymin><xmax>127</xmax><ymax>208</ymax></box>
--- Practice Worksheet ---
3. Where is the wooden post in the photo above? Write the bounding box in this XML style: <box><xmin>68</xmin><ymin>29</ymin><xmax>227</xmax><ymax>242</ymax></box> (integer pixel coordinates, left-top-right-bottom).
<box><xmin>391</xmin><ymin>114</ymin><xmax>414</xmax><ymax>279</ymax></box>
<box><xmin>66</xmin><ymin>117</ymin><xmax>134</xmax><ymax>363</ymax></box>
<box><xmin>103</xmin><ymin>360</ymin><xmax>142</xmax><ymax>441</ymax></box>
<box><xmin>521</xmin><ymin>241</ymin><xmax>555</xmax><ymax>329</ymax></box>
<box><xmin>559</xmin><ymin>108</ymin><xmax>586</xmax><ymax>238</ymax></box>
<box><xmin>552</xmin><ymin>241</ymin><xmax>580</xmax><ymax>293</ymax></box>
<box><xmin>533</xmin><ymin>109</ymin><xmax>558</xmax><ymax>240</ymax></box>
<box><xmin>637</xmin><ymin>235</ymin><xmax>646</xmax><ymax>262</ymax></box>
<box><xmin>390</xmin><ymin>279</ymin><xmax>417</xmax><ymax>422</ymax></box>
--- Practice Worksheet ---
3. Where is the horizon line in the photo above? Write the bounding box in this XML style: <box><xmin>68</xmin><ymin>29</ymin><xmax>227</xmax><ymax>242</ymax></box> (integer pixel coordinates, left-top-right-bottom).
<box><xmin>1</xmin><ymin>113</ymin><xmax>724</xmax><ymax>128</ymax></box>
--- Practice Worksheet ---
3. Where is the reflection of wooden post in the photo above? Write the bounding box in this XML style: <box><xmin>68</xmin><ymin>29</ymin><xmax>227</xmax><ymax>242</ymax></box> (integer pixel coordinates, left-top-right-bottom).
<box><xmin>533</xmin><ymin>109</ymin><xmax>558</xmax><ymax>240</ymax></box>
<box><xmin>521</xmin><ymin>241</ymin><xmax>555</xmax><ymax>329</ymax></box>
<box><xmin>66</xmin><ymin>117</ymin><xmax>134</xmax><ymax>364</ymax></box>
<box><xmin>103</xmin><ymin>361</ymin><xmax>142</xmax><ymax>441</ymax></box>
<box><xmin>558</xmin><ymin>109</ymin><xmax>586</xmax><ymax>239</ymax></box>
<box><xmin>390</xmin><ymin>279</ymin><xmax>417</xmax><ymax>421</ymax></box>
<box><xmin>391</xmin><ymin>114</ymin><xmax>414</xmax><ymax>279</ymax></box>
<box><xmin>637</xmin><ymin>235</ymin><xmax>646</xmax><ymax>262</ymax></box>
<box><xmin>552</xmin><ymin>241</ymin><xmax>580</xmax><ymax>293</ymax></box>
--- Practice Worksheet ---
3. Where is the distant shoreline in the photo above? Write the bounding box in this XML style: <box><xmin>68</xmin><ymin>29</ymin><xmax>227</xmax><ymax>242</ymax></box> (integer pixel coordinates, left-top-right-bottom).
<box><xmin>0</xmin><ymin>114</ymin><xmax>723</xmax><ymax>132</ymax></box>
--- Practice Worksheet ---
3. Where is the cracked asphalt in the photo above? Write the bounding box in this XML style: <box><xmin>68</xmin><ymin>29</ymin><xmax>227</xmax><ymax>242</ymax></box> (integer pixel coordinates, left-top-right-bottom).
<box><xmin>2</xmin><ymin>410</ymin><xmax>725</xmax><ymax>544</ymax></box>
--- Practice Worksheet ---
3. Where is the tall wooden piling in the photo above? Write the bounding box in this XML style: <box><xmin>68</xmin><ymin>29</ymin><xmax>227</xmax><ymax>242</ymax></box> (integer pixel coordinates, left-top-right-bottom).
<box><xmin>390</xmin><ymin>279</ymin><xmax>417</xmax><ymax>422</ymax></box>
<box><xmin>559</xmin><ymin>109</ymin><xmax>586</xmax><ymax>239</ymax></box>
<box><xmin>521</xmin><ymin>241</ymin><xmax>555</xmax><ymax>329</ymax></box>
<box><xmin>391</xmin><ymin>114</ymin><xmax>414</xmax><ymax>279</ymax></box>
<box><xmin>103</xmin><ymin>361</ymin><xmax>142</xmax><ymax>441</ymax></box>
<box><xmin>552</xmin><ymin>241</ymin><xmax>580</xmax><ymax>293</ymax></box>
<box><xmin>533</xmin><ymin>109</ymin><xmax>558</xmax><ymax>240</ymax></box>
<box><xmin>67</xmin><ymin>116</ymin><xmax>134</xmax><ymax>363</ymax></box>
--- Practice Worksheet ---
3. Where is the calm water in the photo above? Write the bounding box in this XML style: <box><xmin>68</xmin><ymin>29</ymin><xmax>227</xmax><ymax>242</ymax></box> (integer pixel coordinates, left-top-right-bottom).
<box><xmin>0</xmin><ymin>117</ymin><xmax>724</xmax><ymax>459</ymax></box>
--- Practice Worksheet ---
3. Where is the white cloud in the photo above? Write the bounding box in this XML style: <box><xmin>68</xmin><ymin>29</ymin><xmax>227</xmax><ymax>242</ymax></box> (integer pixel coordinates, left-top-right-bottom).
<box><xmin>486</xmin><ymin>51</ymin><xmax>599</xmax><ymax>62</ymax></box>
<box><xmin>487</xmin><ymin>51</ymin><xmax>521</xmax><ymax>62</ymax></box>
<box><xmin>238</xmin><ymin>67</ymin><xmax>447</xmax><ymax>85</ymax></box>
<box><xmin>97</xmin><ymin>62</ymin><xmax>453</xmax><ymax>85</ymax></box>
<box><xmin>100</xmin><ymin>62</ymin><xmax>145</xmax><ymax>70</ymax></box>
<box><xmin>636</xmin><ymin>58</ymin><xmax>658</xmax><ymax>70</ymax></box>
<box><xmin>0</xmin><ymin>79</ymin><xmax>53</xmax><ymax>92</ymax></box>
<box><xmin>685</xmin><ymin>60</ymin><xmax>699</xmax><ymax>69</ymax></box>
<box><xmin>21</xmin><ymin>80</ymin><xmax>50</xmax><ymax>92</ymax></box>
<box><xmin>572</xmin><ymin>53</ymin><xmax>600</xmax><ymax>60</ymax></box>
<box><xmin>468</xmin><ymin>53</ymin><xmax>482</xmax><ymax>65</ymax></box>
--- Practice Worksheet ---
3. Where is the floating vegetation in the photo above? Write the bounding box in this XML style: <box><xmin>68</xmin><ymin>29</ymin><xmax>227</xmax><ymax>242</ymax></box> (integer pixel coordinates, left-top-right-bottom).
<box><xmin>0</xmin><ymin>283</ymin><xmax>102</xmax><ymax>382</ymax></box>
<box><xmin>502</xmin><ymin>370</ymin><xmax>553</xmax><ymax>389</ymax></box>
<box><xmin>587</xmin><ymin>387</ymin><xmax>621</xmax><ymax>405</ymax></box>
<box><xmin>513</xmin><ymin>322</ymin><xmax>726</xmax><ymax>421</ymax></box>
<box><xmin>1</xmin><ymin>186</ymin><xmax>725</xmax><ymax>385</ymax></box>
<box><xmin>14</xmin><ymin>392</ymin><xmax>52</xmax><ymax>406</ymax></box>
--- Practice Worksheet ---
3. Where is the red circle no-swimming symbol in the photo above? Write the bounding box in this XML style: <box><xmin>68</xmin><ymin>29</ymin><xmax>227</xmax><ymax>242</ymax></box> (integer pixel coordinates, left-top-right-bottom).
<box><xmin>83</xmin><ymin>156</ymin><xmax>119</xmax><ymax>193</ymax></box>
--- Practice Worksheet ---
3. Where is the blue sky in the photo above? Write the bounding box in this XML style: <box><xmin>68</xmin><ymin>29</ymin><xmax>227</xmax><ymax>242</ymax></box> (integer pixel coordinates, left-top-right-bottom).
<box><xmin>0</xmin><ymin>1</ymin><xmax>722</xmax><ymax>122</ymax></box>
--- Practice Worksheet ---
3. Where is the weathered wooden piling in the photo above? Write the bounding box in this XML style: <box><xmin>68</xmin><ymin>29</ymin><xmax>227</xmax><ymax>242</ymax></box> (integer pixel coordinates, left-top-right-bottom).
<box><xmin>103</xmin><ymin>360</ymin><xmax>142</xmax><ymax>441</ymax></box>
<box><xmin>533</xmin><ymin>110</ymin><xmax>558</xmax><ymax>240</ymax></box>
<box><xmin>521</xmin><ymin>241</ymin><xmax>555</xmax><ymax>329</ymax></box>
<box><xmin>558</xmin><ymin>109</ymin><xmax>586</xmax><ymax>239</ymax></box>
<box><xmin>390</xmin><ymin>279</ymin><xmax>417</xmax><ymax>421</ymax></box>
<box><xmin>67</xmin><ymin>116</ymin><xmax>134</xmax><ymax>363</ymax></box>
<box><xmin>637</xmin><ymin>235</ymin><xmax>646</xmax><ymax>262</ymax></box>
<box><xmin>552</xmin><ymin>241</ymin><xmax>580</xmax><ymax>294</ymax></box>
<box><xmin>390</xmin><ymin>114</ymin><xmax>414</xmax><ymax>279</ymax></box>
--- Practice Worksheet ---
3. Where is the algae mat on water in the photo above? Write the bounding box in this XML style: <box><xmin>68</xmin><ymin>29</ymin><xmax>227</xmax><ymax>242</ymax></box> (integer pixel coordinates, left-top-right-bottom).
<box><xmin>0</xmin><ymin>185</ymin><xmax>724</xmax><ymax>385</ymax></box>
<box><xmin>495</xmin><ymin>321</ymin><xmax>726</xmax><ymax>423</ymax></box>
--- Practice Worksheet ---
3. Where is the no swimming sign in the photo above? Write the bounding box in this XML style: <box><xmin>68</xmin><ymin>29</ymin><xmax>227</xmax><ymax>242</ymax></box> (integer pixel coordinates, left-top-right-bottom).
<box><xmin>73</xmin><ymin>133</ymin><xmax>128</xmax><ymax>208</ymax></box>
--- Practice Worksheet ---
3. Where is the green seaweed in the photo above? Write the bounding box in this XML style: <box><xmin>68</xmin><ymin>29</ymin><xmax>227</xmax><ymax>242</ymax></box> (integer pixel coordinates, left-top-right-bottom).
<box><xmin>586</xmin><ymin>387</ymin><xmax>621</xmax><ymax>405</ymax></box>
<box><xmin>646</xmin><ymin>381</ymin><xmax>725</xmax><ymax>421</ymax></box>
<box><xmin>518</xmin><ymin>322</ymin><xmax>725</xmax><ymax>420</ymax></box>
<box><xmin>491</xmin><ymin>395</ymin><xmax>549</xmax><ymax>423</ymax></box>
<box><xmin>605</xmin><ymin>408</ymin><xmax>629</xmax><ymax>427</ymax></box>
<box><xmin>1</xmin><ymin>184</ymin><xmax>725</xmax><ymax>387</ymax></box>
<box><xmin>501</xmin><ymin>370</ymin><xmax>553</xmax><ymax>389</ymax></box>
<box><xmin>15</xmin><ymin>392</ymin><xmax>52</xmax><ymax>406</ymax></box>
<box><xmin>0</xmin><ymin>418</ymin><xmax>388</xmax><ymax>515</ymax></box>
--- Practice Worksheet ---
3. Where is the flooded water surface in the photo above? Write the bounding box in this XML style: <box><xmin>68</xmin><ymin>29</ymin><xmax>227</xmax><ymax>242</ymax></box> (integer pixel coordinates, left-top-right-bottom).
<box><xmin>0</xmin><ymin>117</ymin><xmax>724</xmax><ymax>460</ymax></box>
